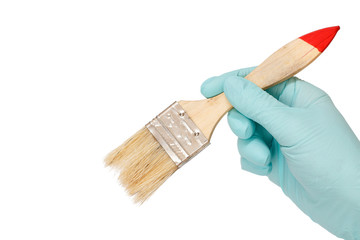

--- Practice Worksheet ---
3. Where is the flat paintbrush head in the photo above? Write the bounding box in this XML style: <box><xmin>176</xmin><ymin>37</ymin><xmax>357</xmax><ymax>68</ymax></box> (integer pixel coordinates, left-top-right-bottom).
<box><xmin>105</xmin><ymin>127</ymin><xmax>177</xmax><ymax>203</ymax></box>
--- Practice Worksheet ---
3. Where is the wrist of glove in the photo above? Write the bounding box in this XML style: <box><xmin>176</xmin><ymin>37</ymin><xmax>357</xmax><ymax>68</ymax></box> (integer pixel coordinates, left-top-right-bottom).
<box><xmin>201</xmin><ymin>67</ymin><xmax>360</xmax><ymax>239</ymax></box>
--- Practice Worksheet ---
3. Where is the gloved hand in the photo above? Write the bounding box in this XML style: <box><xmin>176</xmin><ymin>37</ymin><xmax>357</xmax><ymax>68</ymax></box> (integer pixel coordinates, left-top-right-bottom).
<box><xmin>201</xmin><ymin>67</ymin><xmax>360</xmax><ymax>239</ymax></box>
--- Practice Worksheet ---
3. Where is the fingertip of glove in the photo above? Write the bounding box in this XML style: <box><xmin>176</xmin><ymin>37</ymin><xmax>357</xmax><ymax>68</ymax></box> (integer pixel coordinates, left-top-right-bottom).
<box><xmin>201</xmin><ymin>76</ymin><xmax>225</xmax><ymax>98</ymax></box>
<box><xmin>200</xmin><ymin>81</ymin><xmax>210</xmax><ymax>97</ymax></box>
<box><xmin>202</xmin><ymin>67</ymin><xmax>256</xmax><ymax>98</ymax></box>
<box><xmin>237</xmin><ymin>137</ymin><xmax>271</xmax><ymax>167</ymax></box>
<box><xmin>227</xmin><ymin>109</ymin><xmax>255</xmax><ymax>139</ymax></box>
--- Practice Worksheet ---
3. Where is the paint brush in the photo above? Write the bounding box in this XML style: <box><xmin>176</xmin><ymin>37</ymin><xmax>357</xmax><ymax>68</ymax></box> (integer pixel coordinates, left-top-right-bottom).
<box><xmin>105</xmin><ymin>26</ymin><xmax>340</xmax><ymax>203</ymax></box>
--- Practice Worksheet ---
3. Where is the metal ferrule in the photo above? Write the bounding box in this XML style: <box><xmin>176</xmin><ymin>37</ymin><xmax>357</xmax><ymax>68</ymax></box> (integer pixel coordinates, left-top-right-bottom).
<box><xmin>146</xmin><ymin>101</ymin><xmax>209</xmax><ymax>168</ymax></box>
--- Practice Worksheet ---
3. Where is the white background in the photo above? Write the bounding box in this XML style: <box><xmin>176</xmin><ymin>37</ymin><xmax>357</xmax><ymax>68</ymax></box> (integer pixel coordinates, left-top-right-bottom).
<box><xmin>0</xmin><ymin>1</ymin><xmax>359</xmax><ymax>239</ymax></box>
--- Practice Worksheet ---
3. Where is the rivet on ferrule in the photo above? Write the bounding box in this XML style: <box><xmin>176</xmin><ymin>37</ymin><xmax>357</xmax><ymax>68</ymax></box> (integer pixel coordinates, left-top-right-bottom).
<box><xmin>146</xmin><ymin>101</ymin><xmax>210</xmax><ymax>168</ymax></box>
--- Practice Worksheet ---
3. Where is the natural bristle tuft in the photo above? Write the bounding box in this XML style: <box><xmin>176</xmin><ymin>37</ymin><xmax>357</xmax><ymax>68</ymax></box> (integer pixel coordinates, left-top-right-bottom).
<box><xmin>105</xmin><ymin>127</ymin><xmax>178</xmax><ymax>203</ymax></box>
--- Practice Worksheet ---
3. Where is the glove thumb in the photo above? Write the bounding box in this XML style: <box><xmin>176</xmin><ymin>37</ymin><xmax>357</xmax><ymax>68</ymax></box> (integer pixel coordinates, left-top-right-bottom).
<box><xmin>224</xmin><ymin>76</ymin><xmax>296</xmax><ymax>145</ymax></box>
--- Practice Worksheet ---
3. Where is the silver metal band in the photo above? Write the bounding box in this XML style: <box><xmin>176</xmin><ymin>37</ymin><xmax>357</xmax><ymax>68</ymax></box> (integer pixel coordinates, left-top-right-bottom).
<box><xmin>146</xmin><ymin>102</ymin><xmax>209</xmax><ymax>168</ymax></box>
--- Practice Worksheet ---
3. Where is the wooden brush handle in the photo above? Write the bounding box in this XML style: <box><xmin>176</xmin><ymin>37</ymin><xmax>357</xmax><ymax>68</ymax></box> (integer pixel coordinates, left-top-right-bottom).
<box><xmin>211</xmin><ymin>38</ymin><xmax>321</xmax><ymax>112</ymax></box>
<box><xmin>179</xmin><ymin>38</ymin><xmax>323</xmax><ymax>139</ymax></box>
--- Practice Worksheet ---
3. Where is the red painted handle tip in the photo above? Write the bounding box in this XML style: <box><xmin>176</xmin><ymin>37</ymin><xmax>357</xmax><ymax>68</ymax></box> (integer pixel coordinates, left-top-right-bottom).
<box><xmin>299</xmin><ymin>26</ymin><xmax>340</xmax><ymax>52</ymax></box>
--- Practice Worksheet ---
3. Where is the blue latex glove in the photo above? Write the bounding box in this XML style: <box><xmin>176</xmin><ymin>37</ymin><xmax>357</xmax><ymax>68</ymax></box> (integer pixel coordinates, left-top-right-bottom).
<box><xmin>201</xmin><ymin>67</ymin><xmax>360</xmax><ymax>239</ymax></box>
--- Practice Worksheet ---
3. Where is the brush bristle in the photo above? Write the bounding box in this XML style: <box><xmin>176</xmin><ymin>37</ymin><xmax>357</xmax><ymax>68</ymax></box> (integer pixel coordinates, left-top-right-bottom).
<box><xmin>105</xmin><ymin>127</ymin><xmax>178</xmax><ymax>203</ymax></box>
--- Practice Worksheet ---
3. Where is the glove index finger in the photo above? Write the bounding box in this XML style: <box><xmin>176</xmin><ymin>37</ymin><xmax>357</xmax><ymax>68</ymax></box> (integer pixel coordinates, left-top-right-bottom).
<box><xmin>201</xmin><ymin>67</ymin><xmax>256</xmax><ymax>98</ymax></box>
<box><xmin>227</xmin><ymin>109</ymin><xmax>255</xmax><ymax>139</ymax></box>
<box><xmin>200</xmin><ymin>75</ymin><xmax>226</xmax><ymax>98</ymax></box>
